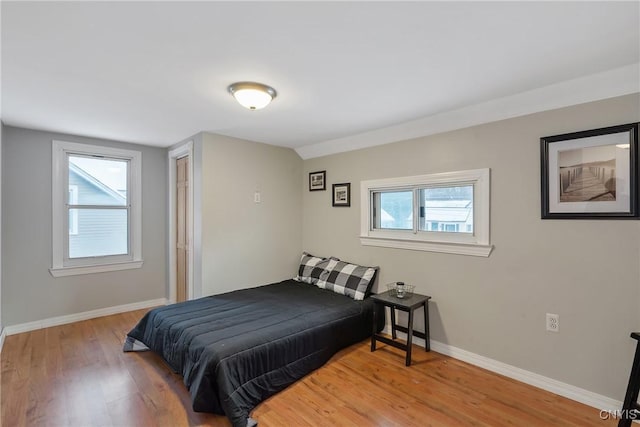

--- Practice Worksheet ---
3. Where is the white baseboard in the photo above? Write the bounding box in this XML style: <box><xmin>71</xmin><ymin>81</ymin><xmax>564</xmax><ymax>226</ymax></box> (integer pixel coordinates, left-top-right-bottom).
<box><xmin>381</xmin><ymin>326</ymin><xmax>622</xmax><ymax>412</ymax></box>
<box><xmin>0</xmin><ymin>327</ymin><xmax>6</xmax><ymax>354</ymax></box>
<box><xmin>4</xmin><ymin>298</ymin><xmax>168</xmax><ymax>336</ymax></box>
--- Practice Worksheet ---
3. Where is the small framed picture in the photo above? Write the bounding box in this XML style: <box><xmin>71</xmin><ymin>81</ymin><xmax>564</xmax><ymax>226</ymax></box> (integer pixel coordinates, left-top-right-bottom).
<box><xmin>540</xmin><ymin>122</ymin><xmax>639</xmax><ymax>219</ymax></box>
<box><xmin>332</xmin><ymin>183</ymin><xmax>351</xmax><ymax>207</ymax></box>
<box><xmin>309</xmin><ymin>171</ymin><xmax>326</xmax><ymax>191</ymax></box>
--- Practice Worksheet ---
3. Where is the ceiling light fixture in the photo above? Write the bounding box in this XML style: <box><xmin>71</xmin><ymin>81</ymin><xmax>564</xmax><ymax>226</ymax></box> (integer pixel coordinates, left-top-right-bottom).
<box><xmin>228</xmin><ymin>81</ymin><xmax>277</xmax><ymax>110</ymax></box>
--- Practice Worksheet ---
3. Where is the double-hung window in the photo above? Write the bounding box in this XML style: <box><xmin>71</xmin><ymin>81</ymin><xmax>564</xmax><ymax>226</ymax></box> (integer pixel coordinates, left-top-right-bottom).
<box><xmin>360</xmin><ymin>168</ymin><xmax>492</xmax><ymax>257</ymax></box>
<box><xmin>51</xmin><ymin>141</ymin><xmax>143</xmax><ymax>277</ymax></box>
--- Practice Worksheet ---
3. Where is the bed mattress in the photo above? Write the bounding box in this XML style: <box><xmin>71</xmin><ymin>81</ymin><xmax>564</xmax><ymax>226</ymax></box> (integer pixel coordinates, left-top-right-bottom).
<box><xmin>124</xmin><ymin>279</ymin><xmax>381</xmax><ymax>427</ymax></box>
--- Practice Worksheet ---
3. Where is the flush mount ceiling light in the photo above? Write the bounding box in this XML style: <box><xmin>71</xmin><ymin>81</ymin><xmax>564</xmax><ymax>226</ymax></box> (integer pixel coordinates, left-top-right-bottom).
<box><xmin>228</xmin><ymin>82</ymin><xmax>277</xmax><ymax>110</ymax></box>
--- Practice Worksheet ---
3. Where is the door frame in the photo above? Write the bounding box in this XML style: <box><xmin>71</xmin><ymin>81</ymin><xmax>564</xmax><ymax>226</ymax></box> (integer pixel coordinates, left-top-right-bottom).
<box><xmin>168</xmin><ymin>141</ymin><xmax>194</xmax><ymax>303</ymax></box>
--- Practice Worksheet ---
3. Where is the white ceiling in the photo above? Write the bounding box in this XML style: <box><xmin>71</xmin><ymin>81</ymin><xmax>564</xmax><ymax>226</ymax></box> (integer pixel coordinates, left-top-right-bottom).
<box><xmin>2</xmin><ymin>2</ymin><xmax>639</xmax><ymax>157</ymax></box>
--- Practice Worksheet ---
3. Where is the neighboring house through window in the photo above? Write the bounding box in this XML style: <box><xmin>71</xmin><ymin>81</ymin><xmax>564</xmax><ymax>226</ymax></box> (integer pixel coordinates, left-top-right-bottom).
<box><xmin>51</xmin><ymin>140</ymin><xmax>143</xmax><ymax>277</ymax></box>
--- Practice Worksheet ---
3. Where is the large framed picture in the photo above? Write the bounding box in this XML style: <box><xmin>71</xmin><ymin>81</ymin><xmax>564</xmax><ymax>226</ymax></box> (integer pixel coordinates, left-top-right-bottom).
<box><xmin>309</xmin><ymin>171</ymin><xmax>326</xmax><ymax>191</ymax></box>
<box><xmin>332</xmin><ymin>183</ymin><xmax>351</xmax><ymax>207</ymax></box>
<box><xmin>540</xmin><ymin>122</ymin><xmax>639</xmax><ymax>219</ymax></box>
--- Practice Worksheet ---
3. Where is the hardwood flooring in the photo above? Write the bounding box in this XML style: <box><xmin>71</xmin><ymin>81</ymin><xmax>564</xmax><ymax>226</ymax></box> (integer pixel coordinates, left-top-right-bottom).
<box><xmin>1</xmin><ymin>309</ymin><xmax>615</xmax><ymax>426</ymax></box>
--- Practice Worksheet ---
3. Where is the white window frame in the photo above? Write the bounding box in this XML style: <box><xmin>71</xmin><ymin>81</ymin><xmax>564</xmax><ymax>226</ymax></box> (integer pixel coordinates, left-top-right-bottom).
<box><xmin>360</xmin><ymin>168</ymin><xmax>492</xmax><ymax>257</ymax></box>
<box><xmin>68</xmin><ymin>185</ymin><xmax>79</xmax><ymax>235</ymax></box>
<box><xmin>50</xmin><ymin>140</ymin><xmax>143</xmax><ymax>277</ymax></box>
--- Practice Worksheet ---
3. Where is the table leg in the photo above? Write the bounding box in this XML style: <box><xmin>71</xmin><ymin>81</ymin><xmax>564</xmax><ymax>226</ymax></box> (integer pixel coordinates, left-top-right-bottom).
<box><xmin>424</xmin><ymin>301</ymin><xmax>430</xmax><ymax>352</ymax></box>
<box><xmin>406</xmin><ymin>309</ymin><xmax>414</xmax><ymax>366</ymax></box>
<box><xmin>371</xmin><ymin>302</ymin><xmax>377</xmax><ymax>352</ymax></box>
<box><xmin>390</xmin><ymin>307</ymin><xmax>397</xmax><ymax>339</ymax></box>
<box><xmin>619</xmin><ymin>335</ymin><xmax>640</xmax><ymax>427</ymax></box>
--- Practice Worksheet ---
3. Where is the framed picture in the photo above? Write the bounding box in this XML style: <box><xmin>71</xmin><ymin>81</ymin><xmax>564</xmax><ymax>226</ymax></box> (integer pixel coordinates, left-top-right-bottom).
<box><xmin>540</xmin><ymin>122</ymin><xmax>639</xmax><ymax>219</ymax></box>
<box><xmin>309</xmin><ymin>171</ymin><xmax>326</xmax><ymax>191</ymax></box>
<box><xmin>332</xmin><ymin>183</ymin><xmax>351</xmax><ymax>207</ymax></box>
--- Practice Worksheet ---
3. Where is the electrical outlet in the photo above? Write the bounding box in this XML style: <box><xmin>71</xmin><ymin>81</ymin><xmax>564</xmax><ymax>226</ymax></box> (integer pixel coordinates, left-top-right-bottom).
<box><xmin>546</xmin><ymin>313</ymin><xmax>559</xmax><ymax>332</ymax></box>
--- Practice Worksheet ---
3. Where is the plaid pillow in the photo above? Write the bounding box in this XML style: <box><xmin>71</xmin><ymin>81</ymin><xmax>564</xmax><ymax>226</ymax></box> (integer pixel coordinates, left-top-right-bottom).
<box><xmin>317</xmin><ymin>259</ymin><xmax>378</xmax><ymax>300</ymax></box>
<box><xmin>294</xmin><ymin>252</ymin><xmax>331</xmax><ymax>284</ymax></box>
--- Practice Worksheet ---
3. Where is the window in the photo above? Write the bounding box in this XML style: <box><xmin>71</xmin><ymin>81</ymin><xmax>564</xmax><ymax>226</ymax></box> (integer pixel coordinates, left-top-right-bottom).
<box><xmin>360</xmin><ymin>169</ymin><xmax>492</xmax><ymax>257</ymax></box>
<box><xmin>51</xmin><ymin>141</ymin><xmax>143</xmax><ymax>277</ymax></box>
<box><xmin>372</xmin><ymin>190</ymin><xmax>412</xmax><ymax>230</ymax></box>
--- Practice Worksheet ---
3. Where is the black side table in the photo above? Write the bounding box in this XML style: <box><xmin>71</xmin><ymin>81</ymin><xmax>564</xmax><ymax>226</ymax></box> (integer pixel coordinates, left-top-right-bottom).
<box><xmin>370</xmin><ymin>290</ymin><xmax>431</xmax><ymax>366</ymax></box>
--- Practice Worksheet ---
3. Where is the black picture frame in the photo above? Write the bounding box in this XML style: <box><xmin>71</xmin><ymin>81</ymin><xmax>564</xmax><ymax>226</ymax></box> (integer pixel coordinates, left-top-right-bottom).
<box><xmin>309</xmin><ymin>171</ymin><xmax>326</xmax><ymax>191</ymax></box>
<box><xmin>540</xmin><ymin>122</ymin><xmax>639</xmax><ymax>219</ymax></box>
<box><xmin>332</xmin><ymin>183</ymin><xmax>351</xmax><ymax>207</ymax></box>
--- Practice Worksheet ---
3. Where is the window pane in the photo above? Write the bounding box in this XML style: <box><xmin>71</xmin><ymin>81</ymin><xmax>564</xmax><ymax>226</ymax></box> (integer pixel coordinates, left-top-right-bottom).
<box><xmin>68</xmin><ymin>155</ymin><xmax>128</xmax><ymax>206</ymax></box>
<box><xmin>69</xmin><ymin>208</ymin><xmax>128</xmax><ymax>258</ymax></box>
<box><xmin>373</xmin><ymin>190</ymin><xmax>413</xmax><ymax>230</ymax></box>
<box><xmin>419</xmin><ymin>185</ymin><xmax>473</xmax><ymax>233</ymax></box>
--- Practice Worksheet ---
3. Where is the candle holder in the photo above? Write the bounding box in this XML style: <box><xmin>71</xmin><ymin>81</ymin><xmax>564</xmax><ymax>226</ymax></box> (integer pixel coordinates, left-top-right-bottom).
<box><xmin>386</xmin><ymin>282</ymin><xmax>415</xmax><ymax>299</ymax></box>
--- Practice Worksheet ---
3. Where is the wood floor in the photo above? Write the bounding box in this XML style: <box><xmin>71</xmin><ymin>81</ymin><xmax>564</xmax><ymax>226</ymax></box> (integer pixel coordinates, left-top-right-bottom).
<box><xmin>1</xmin><ymin>309</ymin><xmax>615</xmax><ymax>427</ymax></box>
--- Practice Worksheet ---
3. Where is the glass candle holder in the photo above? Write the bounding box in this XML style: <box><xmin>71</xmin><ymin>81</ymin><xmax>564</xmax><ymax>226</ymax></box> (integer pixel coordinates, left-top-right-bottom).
<box><xmin>396</xmin><ymin>282</ymin><xmax>405</xmax><ymax>298</ymax></box>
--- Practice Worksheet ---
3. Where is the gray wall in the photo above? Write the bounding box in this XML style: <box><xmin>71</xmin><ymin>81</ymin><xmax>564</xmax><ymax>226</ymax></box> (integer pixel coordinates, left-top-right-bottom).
<box><xmin>0</xmin><ymin>122</ymin><xmax>3</xmax><ymax>333</ymax></box>
<box><xmin>2</xmin><ymin>126</ymin><xmax>167</xmax><ymax>326</ymax></box>
<box><xmin>302</xmin><ymin>93</ymin><xmax>640</xmax><ymax>400</ymax></box>
<box><xmin>199</xmin><ymin>132</ymin><xmax>302</xmax><ymax>296</ymax></box>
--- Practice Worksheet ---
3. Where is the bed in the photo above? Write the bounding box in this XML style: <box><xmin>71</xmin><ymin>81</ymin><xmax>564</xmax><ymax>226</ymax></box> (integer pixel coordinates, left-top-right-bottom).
<box><xmin>124</xmin><ymin>278</ymin><xmax>382</xmax><ymax>427</ymax></box>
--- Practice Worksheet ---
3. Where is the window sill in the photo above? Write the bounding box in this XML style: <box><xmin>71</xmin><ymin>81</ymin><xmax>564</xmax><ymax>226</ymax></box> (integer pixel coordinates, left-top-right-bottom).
<box><xmin>49</xmin><ymin>260</ymin><xmax>144</xmax><ymax>277</ymax></box>
<box><xmin>360</xmin><ymin>236</ymin><xmax>493</xmax><ymax>257</ymax></box>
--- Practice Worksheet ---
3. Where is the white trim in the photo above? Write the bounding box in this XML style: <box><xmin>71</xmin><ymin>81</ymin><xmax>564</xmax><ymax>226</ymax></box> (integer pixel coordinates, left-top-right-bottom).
<box><xmin>360</xmin><ymin>168</ymin><xmax>492</xmax><ymax>256</ymax></box>
<box><xmin>168</xmin><ymin>141</ymin><xmax>194</xmax><ymax>304</ymax></box>
<box><xmin>3</xmin><ymin>298</ymin><xmax>167</xmax><ymax>336</ymax></box>
<box><xmin>51</xmin><ymin>140</ymin><xmax>143</xmax><ymax>276</ymax></box>
<box><xmin>296</xmin><ymin>63</ymin><xmax>640</xmax><ymax>160</ymax></box>
<box><xmin>49</xmin><ymin>260</ymin><xmax>143</xmax><ymax>277</ymax></box>
<box><xmin>361</xmin><ymin>237</ymin><xmax>493</xmax><ymax>257</ymax></box>
<box><xmin>0</xmin><ymin>328</ymin><xmax>6</xmax><ymax>355</ymax></box>
<box><xmin>381</xmin><ymin>326</ymin><xmax>622</xmax><ymax>412</ymax></box>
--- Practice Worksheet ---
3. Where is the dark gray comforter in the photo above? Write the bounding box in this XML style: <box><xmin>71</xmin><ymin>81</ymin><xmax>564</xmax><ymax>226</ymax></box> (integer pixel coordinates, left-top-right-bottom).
<box><xmin>124</xmin><ymin>279</ymin><xmax>381</xmax><ymax>427</ymax></box>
